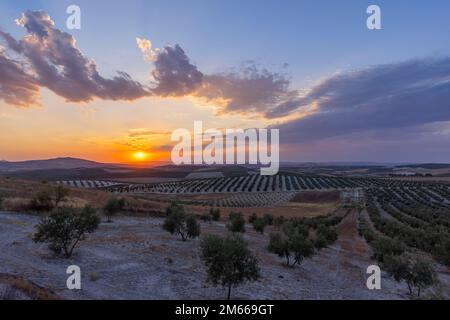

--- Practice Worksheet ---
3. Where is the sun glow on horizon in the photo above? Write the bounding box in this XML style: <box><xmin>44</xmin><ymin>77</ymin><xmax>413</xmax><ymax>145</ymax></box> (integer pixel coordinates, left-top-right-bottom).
<box><xmin>133</xmin><ymin>151</ymin><xmax>149</xmax><ymax>161</ymax></box>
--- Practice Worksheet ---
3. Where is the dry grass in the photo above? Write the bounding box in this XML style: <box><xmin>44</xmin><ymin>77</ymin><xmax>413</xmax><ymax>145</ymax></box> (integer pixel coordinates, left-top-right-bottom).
<box><xmin>0</xmin><ymin>274</ymin><xmax>60</xmax><ymax>300</ymax></box>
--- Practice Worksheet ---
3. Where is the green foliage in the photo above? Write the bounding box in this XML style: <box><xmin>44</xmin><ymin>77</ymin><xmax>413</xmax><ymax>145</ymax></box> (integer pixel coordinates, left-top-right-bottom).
<box><xmin>315</xmin><ymin>224</ymin><xmax>338</xmax><ymax>248</ymax></box>
<box><xmin>384</xmin><ymin>254</ymin><xmax>437</xmax><ymax>297</ymax></box>
<box><xmin>371</xmin><ymin>237</ymin><xmax>406</xmax><ymax>263</ymax></box>
<box><xmin>200</xmin><ymin>213</ymin><xmax>212</xmax><ymax>222</ymax></box>
<box><xmin>263</xmin><ymin>214</ymin><xmax>274</xmax><ymax>226</ymax></box>
<box><xmin>248</xmin><ymin>213</ymin><xmax>257</xmax><ymax>224</ymax></box>
<box><xmin>200</xmin><ymin>233</ymin><xmax>260</xmax><ymax>300</ymax></box>
<box><xmin>268</xmin><ymin>221</ymin><xmax>315</xmax><ymax>267</ymax></box>
<box><xmin>227</xmin><ymin>212</ymin><xmax>245</xmax><ymax>233</ymax></box>
<box><xmin>103</xmin><ymin>197</ymin><xmax>126</xmax><ymax>222</ymax></box>
<box><xmin>162</xmin><ymin>203</ymin><xmax>200</xmax><ymax>241</ymax></box>
<box><xmin>209</xmin><ymin>208</ymin><xmax>221</xmax><ymax>221</ymax></box>
<box><xmin>33</xmin><ymin>206</ymin><xmax>100</xmax><ymax>258</ymax></box>
<box><xmin>252</xmin><ymin>218</ymin><xmax>266</xmax><ymax>234</ymax></box>
<box><xmin>273</xmin><ymin>216</ymin><xmax>285</xmax><ymax>227</ymax></box>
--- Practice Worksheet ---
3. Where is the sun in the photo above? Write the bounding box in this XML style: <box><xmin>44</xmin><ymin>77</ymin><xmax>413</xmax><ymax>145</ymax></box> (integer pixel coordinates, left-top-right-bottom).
<box><xmin>133</xmin><ymin>151</ymin><xmax>149</xmax><ymax>161</ymax></box>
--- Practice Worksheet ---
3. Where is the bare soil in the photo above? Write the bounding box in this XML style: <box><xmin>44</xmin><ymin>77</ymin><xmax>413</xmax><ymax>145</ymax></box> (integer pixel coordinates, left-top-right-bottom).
<box><xmin>0</xmin><ymin>210</ymin><xmax>412</xmax><ymax>300</ymax></box>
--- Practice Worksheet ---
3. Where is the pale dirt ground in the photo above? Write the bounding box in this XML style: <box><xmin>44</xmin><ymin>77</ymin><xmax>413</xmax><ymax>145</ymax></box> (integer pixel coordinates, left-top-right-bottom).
<box><xmin>0</xmin><ymin>210</ymin><xmax>447</xmax><ymax>300</ymax></box>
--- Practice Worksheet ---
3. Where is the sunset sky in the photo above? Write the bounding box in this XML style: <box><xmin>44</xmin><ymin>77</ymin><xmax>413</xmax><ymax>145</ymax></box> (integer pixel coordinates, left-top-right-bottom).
<box><xmin>1</xmin><ymin>0</ymin><xmax>450</xmax><ymax>163</ymax></box>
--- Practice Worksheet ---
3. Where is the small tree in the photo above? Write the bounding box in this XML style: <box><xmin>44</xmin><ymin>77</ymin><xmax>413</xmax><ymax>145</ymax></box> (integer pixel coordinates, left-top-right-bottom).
<box><xmin>163</xmin><ymin>204</ymin><xmax>200</xmax><ymax>241</ymax></box>
<box><xmin>54</xmin><ymin>185</ymin><xmax>69</xmax><ymax>207</ymax></box>
<box><xmin>227</xmin><ymin>212</ymin><xmax>245</xmax><ymax>233</ymax></box>
<box><xmin>252</xmin><ymin>218</ymin><xmax>266</xmax><ymax>234</ymax></box>
<box><xmin>263</xmin><ymin>214</ymin><xmax>274</xmax><ymax>226</ymax></box>
<box><xmin>104</xmin><ymin>197</ymin><xmax>126</xmax><ymax>222</ymax></box>
<box><xmin>384</xmin><ymin>254</ymin><xmax>437</xmax><ymax>297</ymax></box>
<box><xmin>268</xmin><ymin>222</ymin><xmax>314</xmax><ymax>267</ymax></box>
<box><xmin>33</xmin><ymin>206</ymin><xmax>100</xmax><ymax>258</ymax></box>
<box><xmin>209</xmin><ymin>208</ymin><xmax>221</xmax><ymax>221</ymax></box>
<box><xmin>30</xmin><ymin>189</ymin><xmax>54</xmax><ymax>211</ymax></box>
<box><xmin>248</xmin><ymin>213</ymin><xmax>257</xmax><ymax>224</ymax></box>
<box><xmin>200</xmin><ymin>234</ymin><xmax>260</xmax><ymax>300</ymax></box>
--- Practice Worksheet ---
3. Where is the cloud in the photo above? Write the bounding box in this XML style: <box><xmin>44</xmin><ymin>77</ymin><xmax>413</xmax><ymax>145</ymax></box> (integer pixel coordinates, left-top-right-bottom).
<box><xmin>0</xmin><ymin>10</ymin><xmax>149</xmax><ymax>107</ymax></box>
<box><xmin>150</xmin><ymin>44</ymin><xmax>204</xmax><ymax>97</ymax></box>
<box><xmin>0</xmin><ymin>48</ymin><xmax>40</xmax><ymax>106</ymax></box>
<box><xmin>137</xmin><ymin>38</ymin><xmax>298</xmax><ymax>117</ymax></box>
<box><xmin>276</xmin><ymin>57</ymin><xmax>450</xmax><ymax>144</ymax></box>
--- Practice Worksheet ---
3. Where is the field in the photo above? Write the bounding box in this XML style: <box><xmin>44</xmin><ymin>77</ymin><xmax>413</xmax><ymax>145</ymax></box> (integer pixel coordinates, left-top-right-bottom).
<box><xmin>0</xmin><ymin>173</ymin><xmax>449</xmax><ymax>300</ymax></box>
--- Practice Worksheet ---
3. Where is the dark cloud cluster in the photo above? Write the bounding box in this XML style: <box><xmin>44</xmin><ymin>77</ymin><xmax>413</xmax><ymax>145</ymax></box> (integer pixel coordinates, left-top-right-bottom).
<box><xmin>0</xmin><ymin>10</ymin><xmax>149</xmax><ymax>106</ymax></box>
<box><xmin>141</xmin><ymin>38</ymin><xmax>298</xmax><ymax>116</ymax></box>
<box><xmin>278</xmin><ymin>58</ymin><xmax>450</xmax><ymax>143</ymax></box>
<box><xmin>151</xmin><ymin>44</ymin><xmax>204</xmax><ymax>96</ymax></box>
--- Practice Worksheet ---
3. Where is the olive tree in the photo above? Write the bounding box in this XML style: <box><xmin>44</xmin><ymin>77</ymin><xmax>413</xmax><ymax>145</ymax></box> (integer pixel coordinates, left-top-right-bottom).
<box><xmin>103</xmin><ymin>197</ymin><xmax>126</xmax><ymax>222</ymax></box>
<box><xmin>33</xmin><ymin>205</ymin><xmax>100</xmax><ymax>258</ymax></box>
<box><xmin>200</xmin><ymin>233</ymin><xmax>260</xmax><ymax>300</ymax></box>
<box><xmin>384</xmin><ymin>254</ymin><xmax>437</xmax><ymax>297</ymax></box>
<box><xmin>163</xmin><ymin>203</ymin><xmax>200</xmax><ymax>241</ymax></box>
<box><xmin>268</xmin><ymin>222</ymin><xmax>314</xmax><ymax>267</ymax></box>
<box><xmin>227</xmin><ymin>212</ymin><xmax>245</xmax><ymax>233</ymax></box>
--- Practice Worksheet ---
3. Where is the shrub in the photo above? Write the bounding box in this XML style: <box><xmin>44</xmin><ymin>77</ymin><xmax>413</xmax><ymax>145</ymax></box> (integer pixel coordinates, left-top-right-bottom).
<box><xmin>371</xmin><ymin>237</ymin><xmax>406</xmax><ymax>263</ymax></box>
<box><xmin>252</xmin><ymin>218</ymin><xmax>266</xmax><ymax>234</ymax></box>
<box><xmin>33</xmin><ymin>205</ymin><xmax>100</xmax><ymax>258</ymax></box>
<box><xmin>163</xmin><ymin>204</ymin><xmax>200</xmax><ymax>241</ymax></box>
<box><xmin>384</xmin><ymin>254</ymin><xmax>437</xmax><ymax>297</ymax></box>
<box><xmin>209</xmin><ymin>208</ymin><xmax>221</xmax><ymax>221</ymax></box>
<box><xmin>227</xmin><ymin>212</ymin><xmax>245</xmax><ymax>233</ymax></box>
<box><xmin>31</xmin><ymin>189</ymin><xmax>55</xmax><ymax>211</ymax></box>
<box><xmin>268</xmin><ymin>222</ymin><xmax>314</xmax><ymax>267</ymax></box>
<box><xmin>248</xmin><ymin>213</ymin><xmax>257</xmax><ymax>224</ymax></box>
<box><xmin>54</xmin><ymin>185</ymin><xmax>69</xmax><ymax>207</ymax></box>
<box><xmin>103</xmin><ymin>197</ymin><xmax>126</xmax><ymax>222</ymax></box>
<box><xmin>316</xmin><ymin>224</ymin><xmax>338</xmax><ymax>246</ymax></box>
<box><xmin>200</xmin><ymin>233</ymin><xmax>260</xmax><ymax>300</ymax></box>
<box><xmin>200</xmin><ymin>213</ymin><xmax>212</xmax><ymax>222</ymax></box>
<box><xmin>273</xmin><ymin>216</ymin><xmax>285</xmax><ymax>227</ymax></box>
<box><xmin>263</xmin><ymin>214</ymin><xmax>274</xmax><ymax>226</ymax></box>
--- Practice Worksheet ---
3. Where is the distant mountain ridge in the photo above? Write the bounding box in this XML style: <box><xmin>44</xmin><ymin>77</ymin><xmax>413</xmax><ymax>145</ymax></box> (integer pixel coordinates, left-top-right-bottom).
<box><xmin>0</xmin><ymin>157</ymin><xmax>111</xmax><ymax>172</ymax></box>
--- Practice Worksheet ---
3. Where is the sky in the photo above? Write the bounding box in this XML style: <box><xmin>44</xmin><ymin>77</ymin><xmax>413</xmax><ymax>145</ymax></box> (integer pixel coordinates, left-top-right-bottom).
<box><xmin>1</xmin><ymin>0</ymin><xmax>450</xmax><ymax>163</ymax></box>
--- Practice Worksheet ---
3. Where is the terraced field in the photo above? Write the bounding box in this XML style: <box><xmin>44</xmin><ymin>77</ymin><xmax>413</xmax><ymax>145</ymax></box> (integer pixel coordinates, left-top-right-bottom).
<box><xmin>361</xmin><ymin>184</ymin><xmax>450</xmax><ymax>268</ymax></box>
<box><xmin>58</xmin><ymin>180</ymin><xmax>122</xmax><ymax>189</ymax></box>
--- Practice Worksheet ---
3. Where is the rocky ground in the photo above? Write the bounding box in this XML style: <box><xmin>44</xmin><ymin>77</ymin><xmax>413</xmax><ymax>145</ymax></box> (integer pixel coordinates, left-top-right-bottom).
<box><xmin>0</xmin><ymin>210</ymin><xmax>443</xmax><ymax>300</ymax></box>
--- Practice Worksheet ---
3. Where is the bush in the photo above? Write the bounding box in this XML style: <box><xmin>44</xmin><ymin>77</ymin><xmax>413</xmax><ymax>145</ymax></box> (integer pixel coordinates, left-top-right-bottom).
<box><xmin>248</xmin><ymin>213</ymin><xmax>257</xmax><ymax>224</ymax></box>
<box><xmin>273</xmin><ymin>216</ymin><xmax>285</xmax><ymax>227</ymax></box>
<box><xmin>163</xmin><ymin>204</ymin><xmax>200</xmax><ymax>241</ymax></box>
<box><xmin>103</xmin><ymin>197</ymin><xmax>126</xmax><ymax>222</ymax></box>
<box><xmin>30</xmin><ymin>189</ymin><xmax>54</xmax><ymax>211</ymax></box>
<box><xmin>227</xmin><ymin>212</ymin><xmax>245</xmax><ymax>233</ymax></box>
<box><xmin>54</xmin><ymin>185</ymin><xmax>69</xmax><ymax>207</ymax></box>
<box><xmin>372</xmin><ymin>237</ymin><xmax>406</xmax><ymax>263</ymax></box>
<box><xmin>315</xmin><ymin>224</ymin><xmax>338</xmax><ymax>247</ymax></box>
<box><xmin>384</xmin><ymin>254</ymin><xmax>437</xmax><ymax>297</ymax></box>
<box><xmin>263</xmin><ymin>214</ymin><xmax>274</xmax><ymax>226</ymax></box>
<box><xmin>209</xmin><ymin>208</ymin><xmax>221</xmax><ymax>221</ymax></box>
<box><xmin>200</xmin><ymin>233</ymin><xmax>260</xmax><ymax>299</ymax></box>
<box><xmin>268</xmin><ymin>222</ymin><xmax>314</xmax><ymax>267</ymax></box>
<box><xmin>200</xmin><ymin>213</ymin><xmax>212</xmax><ymax>222</ymax></box>
<box><xmin>252</xmin><ymin>218</ymin><xmax>266</xmax><ymax>234</ymax></box>
<box><xmin>33</xmin><ymin>206</ymin><xmax>100</xmax><ymax>258</ymax></box>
